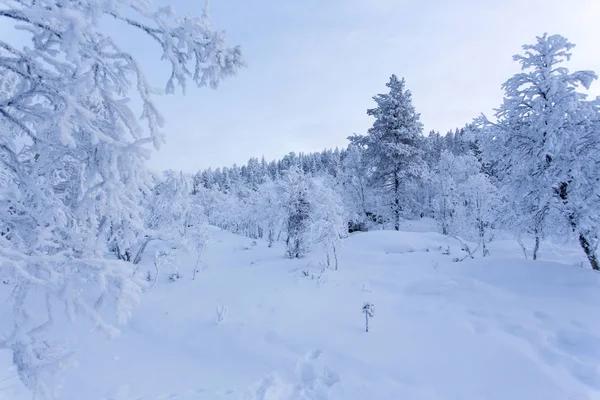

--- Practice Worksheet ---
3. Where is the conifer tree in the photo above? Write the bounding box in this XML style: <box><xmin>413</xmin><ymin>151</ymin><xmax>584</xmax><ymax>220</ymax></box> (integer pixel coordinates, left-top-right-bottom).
<box><xmin>349</xmin><ymin>75</ymin><xmax>428</xmax><ymax>230</ymax></box>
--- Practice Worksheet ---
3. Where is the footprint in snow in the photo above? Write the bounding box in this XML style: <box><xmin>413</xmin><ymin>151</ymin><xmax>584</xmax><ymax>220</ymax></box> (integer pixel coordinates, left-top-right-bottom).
<box><xmin>499</xmin><ymin>322</ymin><xmax>600</xmax><ymax>390</ymax></box>
<box><xmin>243</xmin><ymin>350</ymin><xmax>340</xmax><ymax>400</ymax></box>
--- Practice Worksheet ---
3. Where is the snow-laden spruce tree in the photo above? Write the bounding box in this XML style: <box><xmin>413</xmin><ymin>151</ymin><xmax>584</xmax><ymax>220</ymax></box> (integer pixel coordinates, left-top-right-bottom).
<box><xmin>349</xmin><ymin>75</ymin><xmax>429</xmax><ymax>230</ymax></box>
<box><xmin>0</xmin><ymin>0</ymin><xmax>242</xmax><ymax>397</ymax></box>
<box><xmin>478</xmin><ymin>34</ymin><xmax>600</xmax><ymax>269</ymax></box>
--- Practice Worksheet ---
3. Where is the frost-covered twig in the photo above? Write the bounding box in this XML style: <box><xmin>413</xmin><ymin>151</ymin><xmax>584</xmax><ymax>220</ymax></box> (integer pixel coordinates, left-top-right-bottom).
<box><xmin>451</xmin><ymin>236</ymin><xmax>479</xmax><ymax>262</ymax></box>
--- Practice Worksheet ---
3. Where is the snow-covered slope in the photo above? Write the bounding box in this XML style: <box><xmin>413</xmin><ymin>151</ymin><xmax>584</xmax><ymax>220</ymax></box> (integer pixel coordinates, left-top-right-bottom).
<box><xmin>2</xmin><ymin>222</ymin><xmax>600</xmax><ymax>400</ymax></box>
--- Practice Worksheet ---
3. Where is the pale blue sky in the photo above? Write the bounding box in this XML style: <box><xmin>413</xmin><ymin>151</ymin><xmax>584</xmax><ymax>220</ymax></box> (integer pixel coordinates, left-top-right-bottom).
<box><xmin>125</xmin><ymin>1</ymin><xmax>600</xmax><ymax>172</ymax></box>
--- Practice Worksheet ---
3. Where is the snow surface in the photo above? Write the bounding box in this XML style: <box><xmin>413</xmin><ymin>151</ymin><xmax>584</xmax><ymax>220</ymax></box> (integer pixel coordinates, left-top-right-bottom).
<box><xmin>2</xmin><ymin>219</ymin><xmax>600</xmax><ymax>400</ymax></box>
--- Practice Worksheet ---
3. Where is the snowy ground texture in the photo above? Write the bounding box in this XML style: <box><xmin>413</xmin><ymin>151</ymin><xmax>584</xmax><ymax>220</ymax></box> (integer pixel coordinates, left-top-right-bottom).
<box><xmin>2</xmin><ymin>219</ymin><xmax>600</xmax><ymax>400</ymax></box>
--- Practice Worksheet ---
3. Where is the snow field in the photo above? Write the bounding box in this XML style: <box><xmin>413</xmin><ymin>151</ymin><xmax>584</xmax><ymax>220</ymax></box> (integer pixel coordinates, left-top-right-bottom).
<box><xmin>2</xmin><ymin>221</ymin><xmax>599</xmax><ymax>399</ymax></box>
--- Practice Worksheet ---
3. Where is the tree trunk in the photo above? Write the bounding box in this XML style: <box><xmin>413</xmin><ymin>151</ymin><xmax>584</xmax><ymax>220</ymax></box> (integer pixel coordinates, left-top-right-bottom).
<box><xmin>285</xmin><ymin>234</ymin><xmax>291</xmax><ymax>258</ymax></box>
<box><xmin>268</xmin><ymin>229</ymin><xmax>274</xmax><ymax>248</ymax></box>
<box><xmin>477</xmin><ymin>218</ymin><xmax>489</xmax><ymax>257</ymax></box>
<box><xmin>579</xmin><ymin>233</ymin><xmax>599</xmax><ymax>271</ymax></box>
<box><xmin>516</xmin><ymin>237</ymin><xmax>528</xmax><ymax>260</ymax></box>
<box><xmin>393</xmin><ymin>170</ymin><xmax>400</xmax><ymax>231</ymax></box>
<box><xmin>533</xmin><ymin>235</ymin><xmax>540</xmax><ymax>260</ymax></box>
<box><xmin>555</xmin><ymin>181</ymin><xmax>598</xmax><ymax>270</ymax></box>
<box><xmin>482</xmin><ymin>240</ymin><xmax>489</xmax><ymax>257</ymax></box>
<box><xmin>115</xmin><ymin>243</ymin><xmax>131</xmax><ymax>262</ymax></box>
<box><xmin>332</xmin><ymin>244</ymin><xmax>338</xmax><ymax>270</ymax></box>
<box><xmin>192</xmin><ymin>253</ymin><xmax>202</xmax><ymax>280</ymax></box>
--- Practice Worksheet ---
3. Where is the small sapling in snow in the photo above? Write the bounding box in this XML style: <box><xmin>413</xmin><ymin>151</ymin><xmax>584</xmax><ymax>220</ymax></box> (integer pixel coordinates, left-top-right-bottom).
<box><xmin>362</xmin><ymin>302</ymin><xmax>375</xmax><ymax>332</ymax></box>
<box><xmin>150</xmin><ymin>250</ymin><xmax>175</xmax><ymax>289</ymax></box>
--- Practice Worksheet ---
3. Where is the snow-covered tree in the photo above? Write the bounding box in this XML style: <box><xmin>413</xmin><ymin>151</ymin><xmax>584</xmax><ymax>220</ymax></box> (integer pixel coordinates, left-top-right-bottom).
<box><xmin>145</xmin><ymin>171</ymin><xmax>208</xmax><ymax>264</ymax></box>
<box><xmin>279</xmin><ymin>167</ymin><xmax>312</xmax><ymax>259</ymax></box>
<box><xmin>349</xmin><ymin>75</ymin><xmax>429</xmax><ymax>230</ymax></box>
<box><xmin>308</xmin><ymin>179</ymin><xmax>347</xmax><ymax>269</ymax></box>
<box><xmin>432</xmin><ymin>151</ymin><xmax>481</xmax><ymax>236</ymax></box>
<box><xmin>236</xmin><ymin>186</ymin><xmax>265</xmax><ymax>239</ymax></box>
<box><xmin>0</xmin><ymin>0</ymin><xmax>242</xmax><ymax>397</ymax></box>
<box><xmin>257</xmin><ymin>179</ymin><xmax>285</xmax><ymax>247</ymax></box>
<box><xmin>147</xmin><ymin>172</ymin><xmax>192</xmax><ymax>240</ymax></box>
<box><xmin>456</xmin><ymin>173</ymin><xmax>499</xmax><ymax>257</ymax></box>
<box><xmin>339</xmin><ymin>144</ymin><xmax>374</xmax><ymax>232</ymax></box>
<box><xmin>430</xmin><ymin>150</ymin><xmax>498</xmax><ymax>255</ymax></box>
<box><xmin>478</xmin><ymin>33</ymin><xmax>600</xmax><ymax>268</ymax></box>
